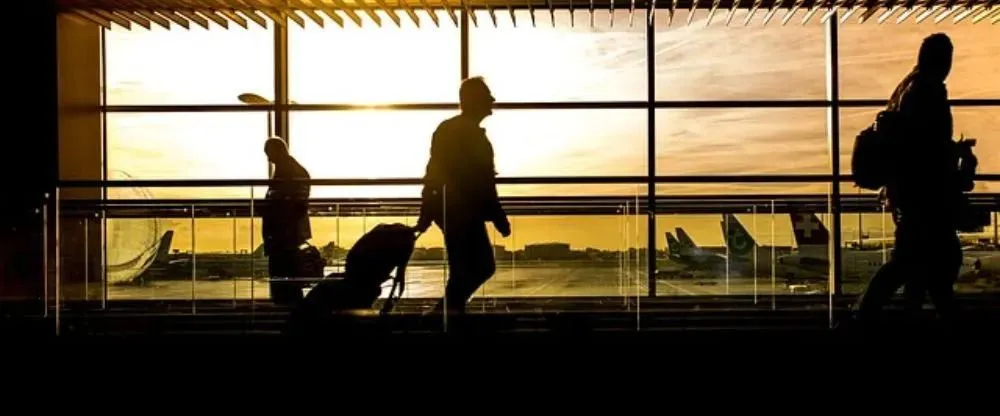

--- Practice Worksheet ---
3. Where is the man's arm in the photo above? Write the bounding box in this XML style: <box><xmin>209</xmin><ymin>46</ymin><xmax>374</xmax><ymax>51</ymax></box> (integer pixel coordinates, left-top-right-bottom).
<box><xmin>481</xmin><ymin>143</ymin><xmax>509</xmax><ymax>236</ymax></box>
<box><xmin>416</xmin><ymin>126</ymin><xmax>447</xmax><ymax>232</ymax></box>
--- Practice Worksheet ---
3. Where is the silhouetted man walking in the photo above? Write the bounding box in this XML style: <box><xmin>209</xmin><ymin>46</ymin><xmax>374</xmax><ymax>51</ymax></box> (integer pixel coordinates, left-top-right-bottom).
<box><xmin>854</xmin><ymin>33</ymin><xmax>972</xmax><ymax>328</ymax></box>
<box><xmin>416</xmin><ymin>77</ymin><xmax>511</xmax><ymax>315</ymax></box>
<box><xmin>262</xmin><ymin>137</ymin><xmax>312</xmax><ymax>305</ymax></box>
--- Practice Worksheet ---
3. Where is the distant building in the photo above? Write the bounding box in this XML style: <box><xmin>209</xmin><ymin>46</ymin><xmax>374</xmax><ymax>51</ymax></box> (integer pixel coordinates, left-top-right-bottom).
<box><xmin>493</xmin><ymin>245</ymin><xmax>511</xmax><ymax>259</ymax></box>
<box><xmin>524</xmin><ymin>243</ymin><xmax>572</xmax><ymax>260</ymax></box>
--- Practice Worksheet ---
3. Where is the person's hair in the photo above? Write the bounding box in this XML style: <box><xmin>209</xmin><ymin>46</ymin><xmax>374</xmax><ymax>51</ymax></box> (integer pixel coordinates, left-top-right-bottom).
<box><xmin>264</xmin><ymin>137</ymin><xmax>288</xmax><ymax>155</ymax></box>
<box><xmin>459</xmin><ymin>76</ymin><xmax>489</xmax><ymax>107</ymax></box>
<box><xmin>918</xmin><ymin>33</ymin><xmax>953</xmax><ymax>71</ymax></box>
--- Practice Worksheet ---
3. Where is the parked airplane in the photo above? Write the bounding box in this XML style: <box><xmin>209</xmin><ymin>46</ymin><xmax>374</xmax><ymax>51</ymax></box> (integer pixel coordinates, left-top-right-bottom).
<box><xmin>719</xmin><ymin>213</ymin><xmax>793</xmax><ymax>273</ymax></box>
<box><xmin>106</xmin><ymin>230</ymin><xmax>174</xmax><ymax>285</ymax></box>
<box><xmin>658</xmin><ymin>219</ymin><xmax>792</xmax><ymax>279</ymax></box>
<box><xmin>110</xmin><ymin>229</ymin><xmax>272</xmax><ymax>285</ymax></box>
<box><xmin>656</xmin><ymin>230</ymin><xmax>729</xmax><ymax>279</ymax></box>
<box><xmin>777</xmin><ymin>211</ymin><xmax>981</xmax><ymax>283</ymax></box>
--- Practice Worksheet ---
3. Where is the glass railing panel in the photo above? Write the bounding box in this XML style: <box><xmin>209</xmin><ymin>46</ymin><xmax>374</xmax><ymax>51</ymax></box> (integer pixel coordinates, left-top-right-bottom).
<box><xmin>97</xmin><ymin>187</ymin><xmax>255</xmax><ymax>307</ymax></box>
<box><xmin>962</xmin><ymin>209</ymin><xmax>999</xmax><ymax>293</ymax></box>
<box><xmin>654</xmin><ymin>184</ymin><xmax>834</xmax><ymax>323</ymax></box>
<box><xmin>54</xmin><ymin>186</ymin><xmax>105</xmax><ymax>315</ymax></box>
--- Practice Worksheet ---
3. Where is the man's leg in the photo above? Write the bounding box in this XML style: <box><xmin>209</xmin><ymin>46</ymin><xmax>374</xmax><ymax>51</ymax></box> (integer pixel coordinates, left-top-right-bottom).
<box><xmin>268</xmin><ymin>248</ymin><xmax>303</xmax><ymax>305</ymax></box>
<box><xmin>902</xmin><ymin>277</ymin><xmax>928</xmax><ymax>316</ymax></box>
<box><xmin>854</xmin><ymin>259</ymin><xmax>908</xmax><ymax>325</ymax></box>
<box><xmin>925</xmin><ymin>232</ymin><xmax>962</xmax><ymax>324</ymax></box>
<box><xmin>438</xmin><ymin>222</ymin><xmax>496</xmax><ymax>314</ymax></box>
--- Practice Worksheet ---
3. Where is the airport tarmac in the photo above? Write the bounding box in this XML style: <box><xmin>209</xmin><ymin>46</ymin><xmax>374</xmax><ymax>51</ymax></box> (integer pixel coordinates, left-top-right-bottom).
<box><xmin>95</xmin><ymin>264</ymin><xmax>998</xmax><ymax>302</ymax></box>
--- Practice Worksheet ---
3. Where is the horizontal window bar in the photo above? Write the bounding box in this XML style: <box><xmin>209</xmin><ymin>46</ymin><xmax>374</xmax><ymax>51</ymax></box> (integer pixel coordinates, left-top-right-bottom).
<box><xmin>100</xmin><ymin>99</ymin><xmax>1000</xmax><ymax>113</ymax></box>
<box><xmin>55</xmin><ymin>198</ymin><xmax>1000</xmax><ymax>218</ymax></box>
<box><xmin>57</xmin><ymin>174</ymin><xmax>1000</xmax><ymax>188</ymax></box>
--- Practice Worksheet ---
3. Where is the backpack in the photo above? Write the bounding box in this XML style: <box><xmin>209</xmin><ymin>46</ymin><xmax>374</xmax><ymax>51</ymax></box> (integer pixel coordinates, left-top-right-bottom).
<box><xmin>851</xmin><ymin>110</ymin><xmax>901</xmax><ymax>191</ymax></box>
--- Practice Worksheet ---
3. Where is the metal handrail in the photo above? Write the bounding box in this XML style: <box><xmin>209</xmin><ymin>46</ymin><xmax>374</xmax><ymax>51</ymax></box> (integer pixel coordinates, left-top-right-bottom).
<box><xmin>100</xmin><ymin>98</ymin><xmax>1000</xmax><ymax>112</ymax></box>
<box><xmin>57</xmin><ymin>173</ymin><xmax>1000</xmax><ymax>188</ymax></box>
<box><xmin>54</xmin><ymin>193</ymin><xmax>1000</xmax><ymax>218</ymax></box>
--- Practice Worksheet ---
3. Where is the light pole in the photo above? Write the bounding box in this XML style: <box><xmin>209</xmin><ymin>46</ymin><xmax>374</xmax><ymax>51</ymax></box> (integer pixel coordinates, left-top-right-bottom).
<box><xmin>238</xmin><ymin>93</ymin><xmax>297</xmax><ymax>178</ymax></box>
<box><xmin>238</xmin><ymin>92</ymin><xmax>274</xmax><ymax>137</ymax></box>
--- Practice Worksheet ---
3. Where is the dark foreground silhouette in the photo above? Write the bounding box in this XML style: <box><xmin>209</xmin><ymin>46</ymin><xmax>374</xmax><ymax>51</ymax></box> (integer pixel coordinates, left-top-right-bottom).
<box><xmin>852</xmin><ymin>33</ymin><xmax>985</xmax><ymax>329</ymax></box>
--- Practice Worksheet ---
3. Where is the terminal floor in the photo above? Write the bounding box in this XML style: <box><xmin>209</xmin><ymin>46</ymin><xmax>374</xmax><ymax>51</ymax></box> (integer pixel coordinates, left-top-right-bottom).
<box><xmin>5</xmin><ymin>295</ymin><xmax>1000</xmax><ymax>345</ymax></box>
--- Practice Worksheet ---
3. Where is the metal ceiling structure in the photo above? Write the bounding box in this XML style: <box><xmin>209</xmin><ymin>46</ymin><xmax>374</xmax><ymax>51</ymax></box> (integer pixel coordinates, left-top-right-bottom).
<box><xmin>58</xmin><ymin>0</ymin><xmax>999</xmax><ymax>29</ymax></box>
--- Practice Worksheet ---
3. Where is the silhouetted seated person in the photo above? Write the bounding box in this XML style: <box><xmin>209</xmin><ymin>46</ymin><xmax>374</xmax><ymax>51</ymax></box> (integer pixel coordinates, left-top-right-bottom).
<box><xmin>854</xmin><ymin>33</ymin><xmax>976</xmax><ymax>329</ymax></box>
<box><xmin>415</xmin><ymin>77</ymin><xmax>511</xmax><ymax>316</ymax></box>
<box><xmin>262</xmin><ymin>137</ymin><xmax>312</xmax><ymax>306</ymax></box>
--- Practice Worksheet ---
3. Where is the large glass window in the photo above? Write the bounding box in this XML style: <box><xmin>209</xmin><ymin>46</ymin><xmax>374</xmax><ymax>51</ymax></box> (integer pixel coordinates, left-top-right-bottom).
<box><xmin>104</xmin><ymin>26</ymin><xmax>274</xmax><ymax>105</ymax></box>
<box><xmin>838</xmin><ymin>21</ymin><xmax>1000</xmax><ymax>99</ymax></box>
<box><xmin>655</xmin><ymin>108</ymin><xmax>830</xmax><ymax>175</ymax></box>
<box><xmin>839</xmin><ymin>107</ymin><xmax>1000</xmax><ymax>183</ymax></box>
<box><xmin>290</xmin><ymin>108</ymin><xmax>648</xmax><ymax>179</ymax></box>
<box><xmin>654</xmin><ymin>10</ymin><xmax>827</xmax><ymax>101</ymax></box>
<box><xmin>106</xmin><ymin>112</ymin><xmax>271</xmax><ymax>199</ymax></box>
<box><xmin>288</xmin><ymin>11</ymin><xmax>459</xmax><ymax>104</ymax></box>
<box><xmin>470</xmin><ymin>10</ymin><xmax>647</xmax><ymax>102</ymax></box>
<box><xmin>91</xmin><ymin>8</ymin><xmax>1000</xmax><ymax>305</ymax></box>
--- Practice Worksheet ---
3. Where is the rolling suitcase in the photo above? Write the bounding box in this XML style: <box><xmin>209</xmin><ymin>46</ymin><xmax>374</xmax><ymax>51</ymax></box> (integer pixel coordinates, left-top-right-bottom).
<box><xmin>285</xmin><ymin>223</ymin><xmax>418</xmax><ymax>335</ymax></box>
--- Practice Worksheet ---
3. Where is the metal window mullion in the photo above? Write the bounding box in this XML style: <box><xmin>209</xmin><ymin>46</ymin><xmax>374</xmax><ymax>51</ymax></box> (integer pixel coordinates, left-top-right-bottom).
<box><xmin>461</xmin><ymin>8</ymin><xmax>469</xmax><ymax>81</ymax></box>
<box><xmin>646</xmin><ymin>6</ymin><xmax>656</xmax><ymax>298</ymax></box>
<box><xmin>826</xmin><ymin>12</ymin><xmax>844</xmax><ymax>304</ymax></box>
<box><xmin>100</xmin><ymin>26</ymin><xmax>110</xmax><ymax>310</ymax></box>
<box><xmin>275</xmin><ymin>19</ymin><xmax>290</xmax><ymax>144</ymax></box>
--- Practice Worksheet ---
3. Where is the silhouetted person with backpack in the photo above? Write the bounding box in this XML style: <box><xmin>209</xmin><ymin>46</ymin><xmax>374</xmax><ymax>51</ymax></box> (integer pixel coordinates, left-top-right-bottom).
<box><xmin>262</xmin><ymin>137</ymin><xmax>313</xmax><ymax>305</ymax></box>
<box><xmin>854</xmin><ymin>33</ymin><xmax>976</xmax><ymax>329</ymax></box>
<box><xmin>415</xmin><ymin>77</ymin><xmax>511</xmax><ymax>316</ymax></box>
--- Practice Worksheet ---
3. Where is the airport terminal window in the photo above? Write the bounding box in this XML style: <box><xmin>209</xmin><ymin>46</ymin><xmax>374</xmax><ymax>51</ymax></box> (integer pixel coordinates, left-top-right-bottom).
<box><xmin>104</xmin><ymin>26</ymin><xmax>274</xmax><ymax>105</ymax></box>
<box><xmin>485</xmin><ymin>109</ymin><xmax>648</xmax><ymax>177</ymax></box>
<box><xmin>837</xmin><ymin>22</ymin><xmax>1000</xmax><ymax>99</ymax></box>
<box><xmin>656</xmin><ymin>183</ymin><xmax>832</xmax><ymax>196</ymax></box>
<box><xmin>953</xmin><ymin>108</ymin><xmax>1000</xmax><ymax>178</ymax></box>
<box><xmin>839</xmin><ymin>107</ymin><xmax>1000</xmax><ymax>180</ymax></box>
<box><xmin>652</xmin><ymin>10</ymin><xmax>827</xmax><ymax>101</ymax></box>
<box><xmin>287</xmin><ymin>10</ymin><xmax>459</xmax><ymax>104</ymax></box>
<box><xmin>106</xmin><ymin>112</ymin><xmax>271</xmax><ymax>198</ymax></box>
<box><xmin>288</xmin><ymin>110</ymin><xmax>453</xmax><ymax>181</ymax></box>
<box><xmin>496</xmin><ymin>184</ymin><xmax>649</xmax><ymax>198</ymax></box>
<box><xmin>469</xmin><ymin>10</ymin><xmax>647</xmax><ymax>103</ymax></box>
<box><xmin>654</xmin><ymin>108</ymin><xmax>830</xmax><ymax>176</ymax></box>
<box><xmin>90</xmin><ymin>10</ymin><xmax>1000</xmax><ymax>303</ymax></box>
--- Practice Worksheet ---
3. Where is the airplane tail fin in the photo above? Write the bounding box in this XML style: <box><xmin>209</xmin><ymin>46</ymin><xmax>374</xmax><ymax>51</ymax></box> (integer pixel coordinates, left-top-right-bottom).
<box><xmin>675</xmin><ymin>228</ymin><xmax>697</xmax><ymax>249</ymax></box>
<box><xmin>154</xmin><ymin>230</ymin><xmax>174</xmax><ymax>263</ymax></box>
<box><xmin>666</xmin><ymin>232</ymin><xmax>682</xmax><ymax>256</ymax></box>
<box><xmin>722</xmin><ymin>214</ymin><xmax>758</xmax><ymax>258</ymax></box>
<box><xmin>790</xmin><ymin>211</ymin><xmax>830</xmax><ymax>248</ymax></box>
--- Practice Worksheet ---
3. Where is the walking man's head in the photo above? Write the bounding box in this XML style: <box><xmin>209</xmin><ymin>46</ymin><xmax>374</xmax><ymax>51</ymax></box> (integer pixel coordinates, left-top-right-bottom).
<box><xmin>459</xmin><ymin>76</ymin><xmax>495</xmax><ymax>120</ymax></box>
<box><xmin>264</xmin><ymin>137</ymin><xmax>289</xmax><ymax>163</ymax></box>
<box><xmin>917</xmin><ymin>33</ymin><xmax>953</xmax><ymax>82</ymax></box>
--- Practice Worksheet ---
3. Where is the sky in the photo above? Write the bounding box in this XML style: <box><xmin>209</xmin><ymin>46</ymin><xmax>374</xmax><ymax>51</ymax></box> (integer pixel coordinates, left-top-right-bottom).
<box><xmin>96</xmin><ymin>9</ymin><xmax>1000</xmax><ymax>259</ymax></box>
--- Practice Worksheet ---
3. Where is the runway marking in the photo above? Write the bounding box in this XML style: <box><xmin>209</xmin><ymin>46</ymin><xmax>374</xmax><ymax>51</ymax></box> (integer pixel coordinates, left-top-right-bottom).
<box><xmin>657</xmin><ymin>280</ymin><xmax>697</xmax><ymax>295</ymax></box>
